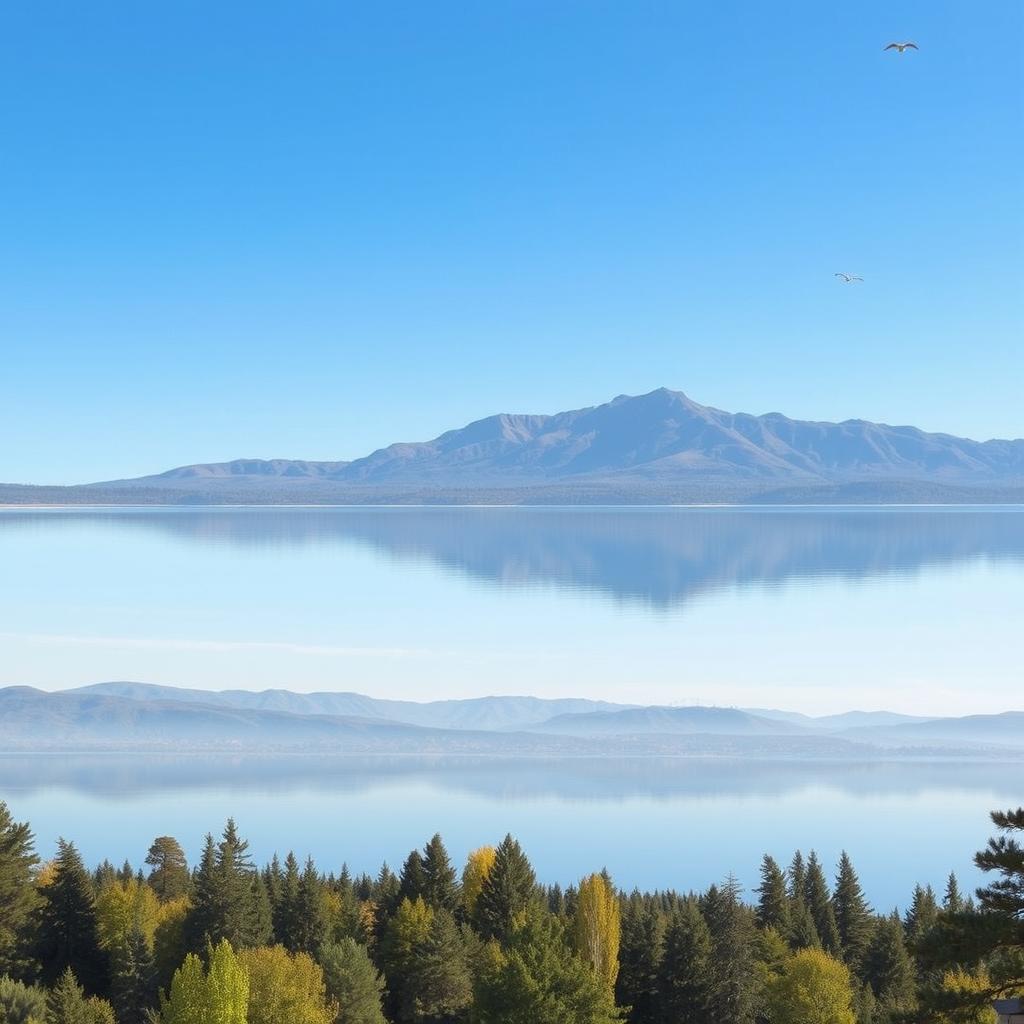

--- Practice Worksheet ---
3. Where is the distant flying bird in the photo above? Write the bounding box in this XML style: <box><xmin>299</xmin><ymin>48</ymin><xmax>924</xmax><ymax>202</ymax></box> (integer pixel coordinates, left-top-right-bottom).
<box><xmin>835</xmin><ymin>273</ymin><xmax>863</xmax><ymax>283</ymax></box>
<box><xmin>884</xmin><ymin>42</ymin><xmax>918</xmax><ymax>53</ymax></box>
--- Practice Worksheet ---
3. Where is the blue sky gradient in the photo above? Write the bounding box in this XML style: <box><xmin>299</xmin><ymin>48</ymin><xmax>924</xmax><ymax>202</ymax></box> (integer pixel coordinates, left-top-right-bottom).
<box><xmin>2</xmin><ymin>0</ymin><xmax>1021</xmax><ymax>483</ymax></box>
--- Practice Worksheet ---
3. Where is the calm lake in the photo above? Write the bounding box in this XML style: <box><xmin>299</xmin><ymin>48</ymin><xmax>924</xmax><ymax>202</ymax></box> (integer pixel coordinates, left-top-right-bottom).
<box><xmin>1</xmin><ymin>505</ymin><xmax>1023</xmax><ymax>907</ymax></box>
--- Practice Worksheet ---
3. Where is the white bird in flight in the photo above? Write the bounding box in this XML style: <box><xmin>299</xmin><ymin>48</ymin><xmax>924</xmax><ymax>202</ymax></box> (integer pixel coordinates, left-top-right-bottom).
<box><xmin>884</xmin><ymin>42</ymin><xmax>919</xmax><ymax>54</ymax></box>
<box><xmin>835</xmin><ymin>273</ymin><xmax>863</xmax><ymax>283</ymax></box>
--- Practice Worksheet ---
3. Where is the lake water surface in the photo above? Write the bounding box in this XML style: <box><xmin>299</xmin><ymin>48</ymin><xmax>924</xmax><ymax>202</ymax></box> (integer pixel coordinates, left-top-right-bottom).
<box><xmin>1</xmin><ymin>506</ymin><xmax>1022</xmax><ymax>907</ymax></box>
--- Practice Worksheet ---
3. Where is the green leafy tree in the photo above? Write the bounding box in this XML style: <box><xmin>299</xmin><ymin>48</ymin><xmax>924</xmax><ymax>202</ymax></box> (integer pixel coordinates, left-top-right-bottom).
<box><xmin>144</xmin><ymin>840</ymin><xmax>189</xmax><ymax>904</ymax></box>
<box><xmin>319</xmin><ymin>939</ymin><xmax>387</xmax><ymax>1024</ymax></box>
<box><xmin>32</xmin><ymin>841</ymin><xmax>108</xmax><ymax>996</ymax></box>
<box><xmin>655</xmin><ymin>898</ymin><xmax>712</xmax><ymax>1023</ymax></box>
<box><xmin>473</xmin><ymin>911</ymin><xmax>621</xmax><ymax>1024</ymax></box>
<box><xmin>474</xmin><ymin>836</ymin><xmax>536</xmax><ymax>942</ymax></box>
<box><xmin>237</xmin><ymin>945</ymin><xmax>334</xmax><ymax>1024</ymax></box>
<box><xmin>157</xmin><ymin>940</ymin><xmax>248</xmax><ymax>1024</ymax></box>
<box><xmin>0</xmin><ymin>803</ymin><xmax>39</xmax><ymax>977</ymax></box>
<box><xmin>833</xmin><ymin>852</ymin><xmax>873</xmax><ymax>969</ymax></box>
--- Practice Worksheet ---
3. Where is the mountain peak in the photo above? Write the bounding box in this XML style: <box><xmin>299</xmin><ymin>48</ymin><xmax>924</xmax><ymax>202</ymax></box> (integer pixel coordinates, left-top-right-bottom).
<box><xmin>87</xmin><ymin>387</ymin><xmax>1024</xmax><ymax>495</ymax></box>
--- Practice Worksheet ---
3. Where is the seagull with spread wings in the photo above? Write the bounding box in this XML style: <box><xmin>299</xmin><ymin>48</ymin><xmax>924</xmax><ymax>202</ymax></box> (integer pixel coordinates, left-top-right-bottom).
<box><xmin>835</xmin><ymin>273</ymin><xmax>863</xmax><ymax>283</ymax></box>
<box><xmin>884</xmin><ymin>42</ymin><xmax>919</xmax><ymax>53</ymax></box>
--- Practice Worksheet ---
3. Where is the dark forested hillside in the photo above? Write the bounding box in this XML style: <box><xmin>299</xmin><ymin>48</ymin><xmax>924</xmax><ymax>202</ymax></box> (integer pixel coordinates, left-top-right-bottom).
<box><xmin>0</xmin><ymin>799</ymin><xmax>1021</xmax><ymax>1024</ymax></box>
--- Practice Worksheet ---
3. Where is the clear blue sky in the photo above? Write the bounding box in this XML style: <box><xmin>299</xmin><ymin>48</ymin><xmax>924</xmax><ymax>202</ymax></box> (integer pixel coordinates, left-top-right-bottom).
<box><xmin>2</xmin><ymin>0</ymin><xmax>1021</xmax><ymax>484</ymax></box>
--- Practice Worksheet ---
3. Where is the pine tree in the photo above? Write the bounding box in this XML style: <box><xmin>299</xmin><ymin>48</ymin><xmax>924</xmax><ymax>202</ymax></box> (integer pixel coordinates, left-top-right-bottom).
<box><xmin>755</xmin><ymin>855</ymin><xmax>789</xmax><ymax>934</ymax></box>
<box><xmin>655</xmin><ymin>898</ymin><xmax>712</xmax><ymax>1022</ymax></box>
<box><xmin>787</xmin><ymin>851</ymin><xmax>820</xmax><ymax>948</ymax></box>
<box><xmin>903</xmin><ymin>884</ymin><xmax>939</xmax><ymax>952</ymax></box>
<box><xmin>473</xmin><ymin>909</ymin><xmax>619</xmax><ymax>1024</ymax></box>
<box><xmin>616</xmin><ymin>894</ymin><xmax>664</xmax><ymax>1024</ymax></box>
<box><xmin>703</xmin><ymin>878</ymin><xmax>756</xmax><ymax>1024</ymax></box>
<box><xmin>45</xmin><ymin>967</ymin><xmax>114</xmax><ymax>1024</ymax></box>
<box><xmin>833</xmin><ymin>852</ymin><xmax>872</xmax><ymax>969</ymax></box>
<box><xmin>0</xmin><ymin>801</ymin><xmax>39</xmax><ymax>977</ymax></box>
<box><xmin>32</xmin><ymin>840</ymin><xmax>108</xmax><ymax>996</ymax></box>
<box><xmin>404</xmin><ymin>909</ymin><xmax>472</xmax><ymax>1023</ymax></box>
<box><xmin>804</xmin><ymin>852</ymin><xmax>841</xmax><ymax>954</ymax></box>
<box><xmin>144</xmin><ymin>839</ymin><xmax>189</xmax><ymax>903</ymax></box>
<box><xmin>863</xmin><ymin>913</ymin><xmax>917</xmax><ymax>1020</ymax></box>
<box><xmin>788</xmin><ymin>896</ymin><xmax>821</xmax><ymax>950</ymax></box>
<box><xmin>110</xmin><ymin>926</ymin><xmax>156</xmax><ymax>1024</ymax></box>
<box><xmin>398</xmin><ymin>851</ymin><xmax>426</xmax><ymax>905</ymax></box>
<box><xmin>274</xmin><ymin>853</ymin><xmax>302</xmax><ymax>951</ymax></box>
<box><xmin>421</xmin><ymin>835</ymin><xmax>459</xmax><ymax>913</ymax></box>
<box><xmin>474</xmin><ymin>835</ymin><xmax>536</xmax><ymax>942</ymax></box>
<box><xmin>0</xmin><ymin>974</ymin><xmax>47</xmax><ymax>1024</ymax></box>
<box><xmin>942</xmin><ymin>872</ymin><xmax>963</xmax><ymax>914</ymax></box>
<box><xmin>184</xmin><ymin>821</ymin><xmax>263</xmax><ymax>952</ymax></box>
<box><xmin>248</xmin><ymin>874</ymin><xmax>272</xmax><ymax>948</ymax></box>
<box><xmin>293</xmin><ymin>858</ymin><xmax>327</xmax><ymax>955</ymax></box>
<box><xmin>319</xmin><ymin>939</ymin><xmax>387</xmax><ymax>1024</ymax></box>
<box><xmin>263</xmin><ymin>855</ymin><xmax>284</xmax><ymax>923</ymax></box>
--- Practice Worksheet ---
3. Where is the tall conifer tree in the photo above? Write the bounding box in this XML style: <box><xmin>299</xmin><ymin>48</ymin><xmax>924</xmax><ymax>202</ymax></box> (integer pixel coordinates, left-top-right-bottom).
<box><xmin>32</xmin><ymin>840</ymin><xmax>108</xmax><ymax>996</ymax></box>
<box><xmin>655</xmin><ymin>899</ymin><xmax>712</xmax><ymax>1023</ymax></box>
<box><xmin>833</xmin><ymin>852</ymin><xmax>872</xmax><ymax>968</ymax></box>
<box><xmin>755</xmin><ymin>855</ymin><xmax>789</xmax><ymax>934</ymax></box>
<box><xmin>474</xmin><ymin>835</ymin><xmax>536</xmax><ymax>942</ymax></box>
<box><xmin>0</xmin><ymin>801</ymin><xmax>39</xmax><ymax>977</ymax></box>
<box><xmin>804</xmin><ymin>852</ymin><xmax>841</xmax><ymax>954</ymax></box>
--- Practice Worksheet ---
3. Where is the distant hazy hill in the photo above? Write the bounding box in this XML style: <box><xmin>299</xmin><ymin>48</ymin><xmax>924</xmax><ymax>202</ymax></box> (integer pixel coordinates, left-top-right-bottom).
<box><xmin>8</xmin><ymin>387</ymin><xmax>1017</xmax><ymax>503</ymax></box>
<box><xmin>0</xmin><ymin>686</ymin><xmax>883</xmax><ymax>758</ymax></box>
<box><xmin>3</xmin><ymin>682</ymin><xmax>1021</xmax><ymax>755</ymax></box>
<box><xmin>75</xmin><ymin>682</ymin><xmax>634</xmax><ymax>733</ymax></box>
<box><xmin>839</xmin><ymin>712</ymin><xmax>1024</xmax><ymax>747</ymax></box>
<box><xmin>530</xmin><ymin>706</ymin><xmax>807</xmax><ymax>737</ymax></box>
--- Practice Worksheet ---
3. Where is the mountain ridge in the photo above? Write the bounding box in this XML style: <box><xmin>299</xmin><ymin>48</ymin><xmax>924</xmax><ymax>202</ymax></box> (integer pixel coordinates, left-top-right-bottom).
<box><xmin>68</xmin><ymin>388</ymin><xmax>1024</xmax><ymax>496</ymax></box>
<box><xmin>2</xmin><ymin>683</ymin><xmax>1021</xmax><ymax>755</ymax></box>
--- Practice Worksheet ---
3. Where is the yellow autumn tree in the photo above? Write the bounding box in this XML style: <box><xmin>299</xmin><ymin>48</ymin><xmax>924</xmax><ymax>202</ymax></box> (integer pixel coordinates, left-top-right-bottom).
<box><xmin>461</xmin><ymin>847</ymin><xmax>496</xmax><ymax>916</ymax></box>
<box><xmin>935</xmin><ymin>968</ymin><xmax>997</xmax><ymax>1024</ymax></box>
<box><xmin>238</xmin><ymin>946</ymin><xmax>336</xmax><ymax>1024</ymax></box>
<box><xmin>95</xmin><ymin>876</ymin><xmax>161</xmax><ymax>951</ymax></box>
<box><xmin>765</xmin><ymin>948</ymin><xmax>856</xmax><ymax>1024</ymax></box>
<box><xmin>158</xmin><ymin>939</ymin><xmax>249</xmax><ymax>1024</ymax></box>
<box><xmin>572</xmin><ymin>873</ymin><xmax>621</xmax><ymax>993</ymax></box>
<box><xmin>152</xmin><ymin>896</ymin><xmax>191</xmax><ymax>989</ymax></box>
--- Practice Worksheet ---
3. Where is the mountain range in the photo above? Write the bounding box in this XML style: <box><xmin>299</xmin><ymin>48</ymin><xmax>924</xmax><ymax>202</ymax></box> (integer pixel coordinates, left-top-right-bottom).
<box><xmin>2</xmin><ymin>682</ymin><xmax>1021</xmax><ymax>756</ymax></box>
<box><xmin>3</xmin><ymin>388</ymin><xmax>1023</xmax><ymax>504</ymax></box>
